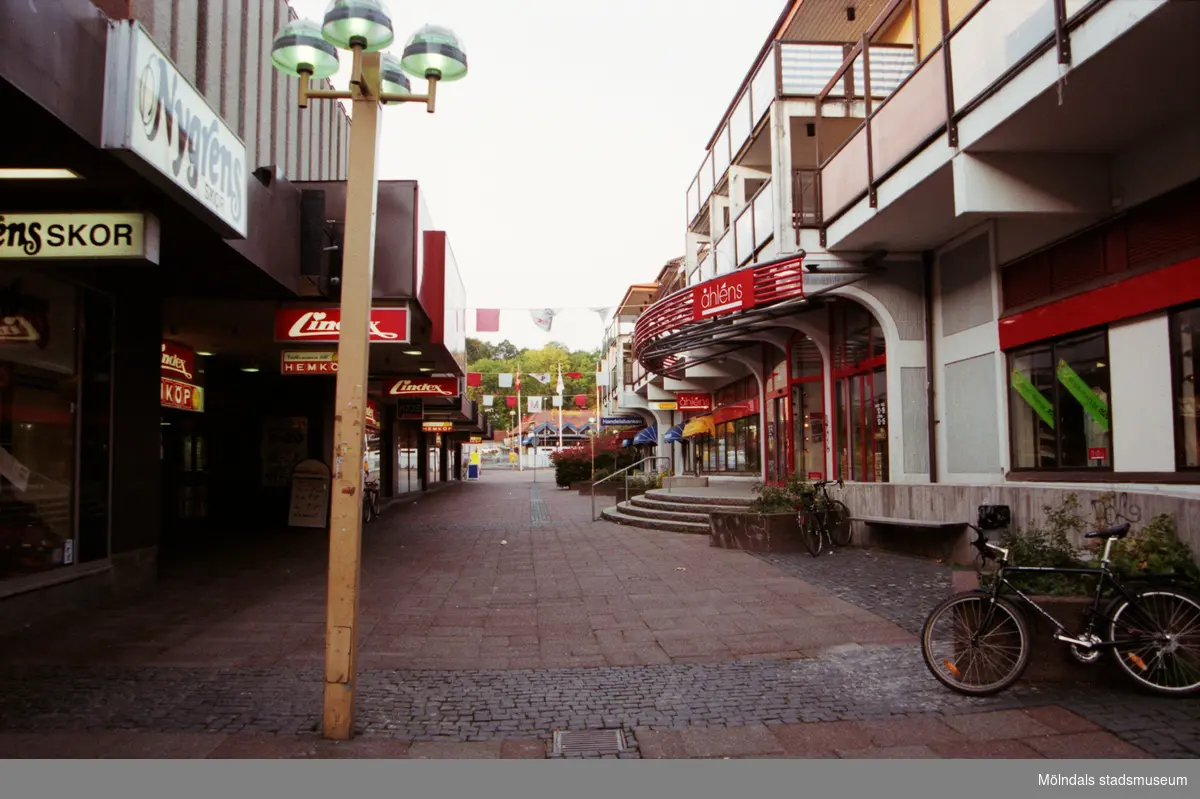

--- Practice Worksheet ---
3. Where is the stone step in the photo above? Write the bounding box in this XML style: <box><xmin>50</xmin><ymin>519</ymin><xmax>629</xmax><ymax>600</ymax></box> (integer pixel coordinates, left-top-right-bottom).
<box><xmin>643</xmin><ymin>489</ymin><xmax>754</xmax><ymax>508</ymax></box>
<box><xmin>630</xmin><ymin>495</ymin><xmax>750</xmax><ymax>516</ymax></box>
<box><xmin>600</xmin><ymin>506</ymin><xmax>711</xmax><ymax>535</ymax></box>
<box><xmin>617</xmin><ymin>501</ymin><xmax>710</xmax><ymax>524</ymax></box>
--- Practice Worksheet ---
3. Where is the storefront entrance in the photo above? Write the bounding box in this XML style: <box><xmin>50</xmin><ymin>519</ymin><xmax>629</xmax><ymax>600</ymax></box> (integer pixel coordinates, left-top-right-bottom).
<box><xmin>789</xmin><ymin>334</ymin><xmax>825</xmax><ymax>480</ymax></box>
<box><xmin>829</xmin><ymin>300</ymin><xmax>888</xmax><ymax>483</ymax></box>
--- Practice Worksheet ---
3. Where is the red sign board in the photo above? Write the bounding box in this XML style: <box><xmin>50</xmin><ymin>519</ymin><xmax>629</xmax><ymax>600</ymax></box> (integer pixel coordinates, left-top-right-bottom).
<box><xmin>161</xmin><ymin>377</ymin><xmax>204</xmax><ymax>412</ymax></box>
<box><xmin>808</xmin><ymin>471</ymin><xmax>824</xmax><ymax>480</ymax></box>
<box><xmin>386</xmin><ymin>376</ymin><xmax>459</xmax><ymax>398</ymax></box>
<box><xmin>274</xmin><ymin>307</ymin><xmax>409</xmax><ymax>343</ymax></box>
<box><xmin>281</xmin><ymin>350</ymin><xmax>338</xmax><ymax>374</ymax></box>
<box><xmin>1088</xmin><ymin>447</ymin><xmax>1108</xmax><ymax>461</ymax></box>
<box><xmin>422</xmin><ymin>421</ymin><xmax>455</xmax><ymax>432</ymax></box>
<box><xmin>693</xmin><ymin>270</ymin><xmax>756</xmax><ymax>321</ymax></box>
<box><xmin>0</xmin><ymin>315</ymin><xmax>43</xmax><ymax>345</ymax></box>
<box><xmin>160</xmin><ymin>340</ymin><xmax>196</xmax><ymax>382</ymax></box>
<box><xmin>676</xmin><ymin>392</ymin><xmax>713</xmax><ymax>412</ymax></box>
<box><xmin>366</xmin><ymin>399</ymin><xmax>379</xmax><ymax>430</ymax></box>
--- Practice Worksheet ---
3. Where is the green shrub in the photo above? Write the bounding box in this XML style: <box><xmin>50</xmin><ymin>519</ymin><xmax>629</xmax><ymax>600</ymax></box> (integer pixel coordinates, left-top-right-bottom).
<box><xmin>981</xmin><ymin>493</ymin><xmax>1199</xmax><ymax>596</ymax></box>
<box><xmin>748</xmin><ymin>481</ymin><xmax>800</xmax><ymax>514</ymax></box>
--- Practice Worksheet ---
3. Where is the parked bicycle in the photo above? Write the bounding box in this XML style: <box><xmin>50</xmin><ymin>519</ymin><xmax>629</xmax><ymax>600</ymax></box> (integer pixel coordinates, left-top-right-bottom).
<box><xmin>362</xmin><ymin>478</ymin><xmax>380</xmax><ymax>523</ymax></box>
<box><xmin>796</xmin><ymin>478</ymin><xmax>851</xmax><ymax>557</ymax></box>
<box><xmin>921</xmin><ymin>522</ymin><xmax>1200</xmax><ymax>696</ymax></box>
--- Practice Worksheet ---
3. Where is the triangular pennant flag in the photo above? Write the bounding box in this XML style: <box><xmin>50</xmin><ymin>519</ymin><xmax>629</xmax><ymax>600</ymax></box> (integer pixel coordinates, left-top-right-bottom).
<box><xmin>552</xmin><ymin>395</ymin><xmax>563</xmax><ymax>408</ymax></box>
<box><xmin>531</xmin><ymin>309</ymin><xmax>556</xmax><ymax>331</ymax></box>
<box><xmin>528</xmin><ymin>396</ymin><xmax>543</xmax><ymax>412</ymax></box>
<box><xmin>505</xmin><ymin>395</ymin><xmax>517</xmax><ymax>407</ymax></box>
<box><xmin>566</xmin><ymin>372</ymin><xmax>582</xmax><ymax>380</ymax></box>
<box><xmin>591</xmin><ymin>307</ymin><xmax>615</xmax><ymax>321</ymax></box>
<box><xmin>574</xmin><ymin>394</ymin><xmax>587</xmax><ymax>408</ymax></box>
<box><xmin>529</xmin><ymin>373</ymin><xmax>551</xmax><ymax>384</ymax></box>
<box><xmin>475</xmin><ymin>309</ymin><xmax>500</xmax><ymax>333</ymax></box>
<box><xmin>498</xmin><ymin>373</ymin><xmax>513</xmax><ymax>388</ymax></box>
<box><xmin>483</xmin><ymin>395</ymin><xmax>495</xmax><ymax>407</ymax></box>
<box><xmin>467</xmin><ymin>372</ymin><xmax>483</xmax><ymax>387</ymax></box>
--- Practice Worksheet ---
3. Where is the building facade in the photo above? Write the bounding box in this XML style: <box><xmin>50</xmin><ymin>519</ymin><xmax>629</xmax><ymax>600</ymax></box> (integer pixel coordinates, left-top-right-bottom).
<box><xmin>620</xmin><ymin>0</ymin><xmax>1200</xmax><ymax>559</ymax></box>
<box><xmin>0</xmin><ymin>0</ymin><xmax>488</xmax><ymax>629</ymax></box>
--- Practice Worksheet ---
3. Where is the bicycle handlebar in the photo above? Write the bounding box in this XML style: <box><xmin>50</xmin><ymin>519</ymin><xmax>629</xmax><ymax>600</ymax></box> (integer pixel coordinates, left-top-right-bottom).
<box><xmin>969</xmin><ymin>523</ymin><xmax>1010</xmax><ymax>563</ymax></box>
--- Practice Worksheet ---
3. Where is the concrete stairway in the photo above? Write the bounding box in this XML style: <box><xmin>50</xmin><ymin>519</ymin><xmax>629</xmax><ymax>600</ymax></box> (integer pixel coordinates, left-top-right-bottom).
<box><xmin>600</xmin><ymin>489</ymin><xmax>753</xmax><ymax>535</ymax></box>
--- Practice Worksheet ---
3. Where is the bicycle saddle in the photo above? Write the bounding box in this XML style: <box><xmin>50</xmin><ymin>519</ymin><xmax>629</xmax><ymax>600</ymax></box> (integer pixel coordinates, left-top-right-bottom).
<box><xmin>1084</xmin><ymin>522</ymin><xmax>1130</xmax><ymax>539</ymax></box>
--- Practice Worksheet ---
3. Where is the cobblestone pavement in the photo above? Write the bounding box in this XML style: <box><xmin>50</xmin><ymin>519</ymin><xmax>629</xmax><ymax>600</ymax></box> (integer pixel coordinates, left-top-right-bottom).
<box><xmin>0</xmin><ymin>470</ymin><xmax>1197</xmax><ymax>758</ymax></box>
<box><xmin>754</xmin><ymin>549</ymin><xmax>953</xmax><ymax>635</ymax></box>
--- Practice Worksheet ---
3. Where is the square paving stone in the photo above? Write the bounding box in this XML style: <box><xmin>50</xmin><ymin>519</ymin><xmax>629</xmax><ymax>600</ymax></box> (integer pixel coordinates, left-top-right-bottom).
<box><xmin>407</xmin><ymin>741</ymin><xmax>503</xmax><ymax>759</ymax></box>
<box><xmin>312</xmin><ymin>739</ymin><xmax>413</xmax><ymax>759</ymax></box>
<box><xmin>941</xmin><ymin>709</ymin><xmax>1058</xmax><ymax>740</ymax></box>
<box><xmin>206</xmin><ymin>734</ymin><xmax>319</xmax><ymax>759</ymax></box>
<box><xmin>836</xmin><ymin>745</ymin><xmax>943</xmax><ymax>759</ymax></box>
<box><xmin>1024</xmin><ymin>732</ymin><xmax>1151</xmax><ymax>759</ymax></box>
<box><xmin>680</xmin><ymin>724</ymin><xmax>785</xmax><ymax>758</ymax></box>
<box><xmin>929</xmin><ymin>739</ymin><xmax>1044</xmax><ymax>759</ymax></box>
<box><xmin>773</xmin><ymin>721</ymin><xmax>872</xmax><ymax>755</ymax></box>
<box><xmin>500</xmin><ymin>739</ymin><xmax>547</xmax><ymax>759</ymax></box>
<box><xmin>857</xmin><ymin>717</ymin><xmax>960</xmax><ymax>747</ymax></box>
<box><xmin>1020</xmin><ymin>706</ymin><xmax>1101</xmax><ymax>734</ymax></box>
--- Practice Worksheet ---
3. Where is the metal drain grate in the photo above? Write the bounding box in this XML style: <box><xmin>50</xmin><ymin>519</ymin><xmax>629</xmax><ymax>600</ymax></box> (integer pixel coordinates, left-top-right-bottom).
<box><xmin>552</xmin><ymin>729</ymin><xmax>627</xmax><ymax>756</ymax></box>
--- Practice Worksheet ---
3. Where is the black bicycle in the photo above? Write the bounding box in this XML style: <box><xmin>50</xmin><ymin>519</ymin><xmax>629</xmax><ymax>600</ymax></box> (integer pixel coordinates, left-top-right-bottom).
<box><xmin>362</xmin><ymin>479</ymin><xmax>380</xmax><ymax>523</ymax></box>
<box><xmin>796</xmin><ymin>478</ymin><xmax>851</xmax><ymax>557</ymax></box>
<box><xmin>921</xmin><ymin>522</ymin><xmax>1200</xmax><ymax>696</ymax></box>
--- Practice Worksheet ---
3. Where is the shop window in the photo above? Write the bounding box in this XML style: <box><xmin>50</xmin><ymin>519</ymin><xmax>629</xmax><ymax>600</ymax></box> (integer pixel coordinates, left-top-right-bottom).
<box><xmin>830</xmin><ymin>300</ymin><xmax>888</xmax><ymax>482</ymax></box>
<box><xmin>1172</xmin><ymin>304</ymin><xmax>1200</xmax><ymax>469</ymax></box>
<box><xmin>1008</xmin><ymin>329</ymin><xmax>1111</xmax><ymax>470</ymax></box>
<box><xmin>0</xmin><ymin>270</ymin><xmax>79</xmax><ymax>581</ymax></box>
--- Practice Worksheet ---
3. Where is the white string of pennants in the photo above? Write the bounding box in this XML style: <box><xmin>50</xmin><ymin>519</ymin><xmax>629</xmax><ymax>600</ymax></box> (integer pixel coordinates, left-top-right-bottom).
<box><xmin>472</xmin><ymin>307</ymin><xmax>616</xmax><ymax>333</ymax></box>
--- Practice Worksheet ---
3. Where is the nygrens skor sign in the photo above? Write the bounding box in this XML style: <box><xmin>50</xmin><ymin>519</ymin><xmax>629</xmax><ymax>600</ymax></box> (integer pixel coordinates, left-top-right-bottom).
<box><xmin>102</xmin><ymin>21</ymin><xmax>247</xmax><ymax>238</ymax></box>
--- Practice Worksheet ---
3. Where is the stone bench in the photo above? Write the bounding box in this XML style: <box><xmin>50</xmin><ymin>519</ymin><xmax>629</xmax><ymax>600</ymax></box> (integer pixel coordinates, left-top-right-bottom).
<box><xmin>850</xmin><ymin>516</ymin><xmax>969</xmax><ymax>562</ymax></box>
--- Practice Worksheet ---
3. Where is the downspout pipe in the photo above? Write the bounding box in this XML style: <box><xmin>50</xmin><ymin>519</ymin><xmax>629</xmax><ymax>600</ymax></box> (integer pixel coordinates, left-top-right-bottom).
<box><xmin>923</xmin><ymin>251</ymin><xmax>939</xmax><ymax>484</ymax></box>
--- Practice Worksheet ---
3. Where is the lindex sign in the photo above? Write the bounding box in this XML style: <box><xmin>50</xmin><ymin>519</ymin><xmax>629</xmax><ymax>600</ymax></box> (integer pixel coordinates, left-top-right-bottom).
<box><xmin>274</xmin><ymin>307</ymin><xmax>410</xmax><ymax>343</ymax></box>
<box><xmin>386</xmin><ymin>376</ymin><xmax>459</xmax><ymax>398</ymax></box>
<box><xmin>692</xmin><ymin>269</ymin><xmax>756</xmax><ymax>321</ymax></box>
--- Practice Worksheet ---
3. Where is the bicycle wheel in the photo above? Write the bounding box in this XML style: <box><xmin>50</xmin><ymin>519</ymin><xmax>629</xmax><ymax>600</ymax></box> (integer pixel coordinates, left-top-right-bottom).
<box><xmin>362</xmin><ymin>494</ymin><xmax>374</xmax><ymax>523</ymax></box>
<box><xmin>797</xmin><ymin>510</ymin><xmax>823</xmax><ymax>557</ymax></box>
<box><xmin>921</xmin><ymin>591</ymin><xmax>1030</xmax><ymax>696</ymax></box>
<box><xmin>826</xmin><ymin>500</ymin><xmax>852</xmax><ymax>547</ymax></box>
<box><xmin>1108</xmin><ymin>588</ymin><xmax>1200</xmax><ymax>695</ymax></box>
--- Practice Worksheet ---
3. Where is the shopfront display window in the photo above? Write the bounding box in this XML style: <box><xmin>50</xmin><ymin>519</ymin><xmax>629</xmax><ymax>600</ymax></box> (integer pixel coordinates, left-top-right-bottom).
<box><xmin>1008</xmin><ymin>329</ymin><xmax>1111</xmax><ymax>470</ymax></box>
<box><xmin>0</xmin><ymin>270</ymin><xmax>78</xmax><ymax>581</ymax></box>
<box><xmin>1170</xmin><ymin>304</ymin><xmax>1199</xmax><ymax>469</ymax></box>
<box><xmin>830</xmin><ymin>300</ymin><xmax>887</xmax><ymax>482</ymax></box>
<box><xmin>790</xmin><ymin>335</ymin><xmax>824</xmax><ymax>479</ymax></box>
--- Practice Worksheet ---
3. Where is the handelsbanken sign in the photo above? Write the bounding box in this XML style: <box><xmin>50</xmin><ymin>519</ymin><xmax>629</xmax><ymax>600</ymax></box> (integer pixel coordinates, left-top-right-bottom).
<box><xmin>692</xmin><ymin>269</ymin><xmax>756</xmax><ymax>320</ymax></box>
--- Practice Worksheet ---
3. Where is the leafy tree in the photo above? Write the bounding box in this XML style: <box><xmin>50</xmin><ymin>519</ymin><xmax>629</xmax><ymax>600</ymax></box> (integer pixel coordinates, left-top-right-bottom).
<box><xmin>464</xmin><ymin>340</ymin><xmax>601</xmax><ymax>435</ymax></box>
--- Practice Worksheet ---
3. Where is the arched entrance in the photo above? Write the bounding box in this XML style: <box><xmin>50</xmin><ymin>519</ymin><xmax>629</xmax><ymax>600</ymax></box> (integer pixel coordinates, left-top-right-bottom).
<box><xmin>828</xmin><ymin>298</ymin><xmax>888</xmax><ymax>482</ymax></box>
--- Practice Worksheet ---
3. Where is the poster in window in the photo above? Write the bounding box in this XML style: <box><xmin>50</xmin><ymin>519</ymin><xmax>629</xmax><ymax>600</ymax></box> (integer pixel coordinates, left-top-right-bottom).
<box><xmin>262</xmin><ymin>417</ymin><xmax>309</xmax><ymax>487</ymax></box>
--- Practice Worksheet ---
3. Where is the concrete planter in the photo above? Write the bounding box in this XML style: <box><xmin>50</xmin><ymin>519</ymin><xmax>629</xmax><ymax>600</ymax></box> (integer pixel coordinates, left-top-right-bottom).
<box><xmin>948</xmin><ymin>572</ymin><xmax>1109</xmax><ymax>685</ymax></box>
<box><xmin>709</xmin><ymin>510</ymin><xmax>805</xmax><ymax>552</ymax></box>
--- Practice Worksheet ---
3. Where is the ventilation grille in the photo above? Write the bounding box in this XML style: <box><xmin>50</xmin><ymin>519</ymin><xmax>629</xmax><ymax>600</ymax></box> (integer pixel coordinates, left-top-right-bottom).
<box><xmin>552</xmin><ymin>729</ymin><xmax>627</xmax><ymax>756</ymax></box>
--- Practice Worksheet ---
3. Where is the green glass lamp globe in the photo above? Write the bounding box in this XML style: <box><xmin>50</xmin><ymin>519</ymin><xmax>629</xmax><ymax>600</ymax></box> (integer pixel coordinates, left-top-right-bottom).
<box><xmin>400</xmin><ymin>24</ymin><xmax>468</xmax><ymax>81</ymax></box>
<box><xmin>380</xmin><ymin>52</ymin><xmax>412</xmax><ymax>99</ymax></box>
<box><xmin>322</xmin><ymin>0</ymin><xmax>395</xmax><ymax>52</ymax></box>
<box><xmin>270</xmin><ymin>19</ymin><xmax>340</xmax><ymax>78</ymax></box>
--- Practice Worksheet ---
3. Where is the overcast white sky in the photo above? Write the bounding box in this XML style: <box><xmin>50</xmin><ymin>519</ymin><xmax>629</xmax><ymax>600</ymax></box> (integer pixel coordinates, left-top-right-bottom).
<box><xmin>289</xmin><ymin>0</ymin><xmax>784</xmax><ymax>351</ymax></box>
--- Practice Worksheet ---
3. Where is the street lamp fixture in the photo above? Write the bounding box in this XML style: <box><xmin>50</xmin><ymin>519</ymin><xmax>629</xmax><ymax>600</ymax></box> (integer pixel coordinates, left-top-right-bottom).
<box><xmin>268</xmin><ymin>0</ymin><xmax>468</xmax><ymax>743</ymax></box>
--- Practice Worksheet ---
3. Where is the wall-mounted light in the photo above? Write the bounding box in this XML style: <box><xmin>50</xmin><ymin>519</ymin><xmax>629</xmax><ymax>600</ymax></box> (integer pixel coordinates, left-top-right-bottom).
<box><xmin>403</xmin><ymin>349</ymin><xmax>422</xmax><ymax>356</ymax></box>
<box><xmin>0</xmin><ymin>168</ymin><xmax>82</xmax><ymax>180</ymax></box>
<box><xmin>241</xmin><ymin>364</ymin><xmax>261</xmax><ymax>373</ymax></box>
<box><xmin>196</xmin><ymin>350</ymin><xmax>215</xmax><ymax>356</ymax></box>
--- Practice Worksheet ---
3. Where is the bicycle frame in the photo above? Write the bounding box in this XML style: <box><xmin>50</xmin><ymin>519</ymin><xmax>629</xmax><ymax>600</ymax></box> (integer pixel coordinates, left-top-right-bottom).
<box><xmin>974</xmin><ymin>528</ymin><xmax>1168</xmax><ymax>651</ymax></box>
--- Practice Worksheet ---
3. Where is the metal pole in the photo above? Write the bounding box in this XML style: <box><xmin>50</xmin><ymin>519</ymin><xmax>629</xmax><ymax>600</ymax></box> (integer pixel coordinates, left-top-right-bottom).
<box><xmin>516</xmin><ymin>365</ymin><xmax>523</xmax><ymax>471</ymax></box>
<box><xmin>322</xmin><ymin>49</ymin><xmax>382</xmax><ymax>741</ymax></box>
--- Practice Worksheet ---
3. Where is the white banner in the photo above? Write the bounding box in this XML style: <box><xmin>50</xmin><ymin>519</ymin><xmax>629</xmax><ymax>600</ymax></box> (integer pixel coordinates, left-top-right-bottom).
<box><xmin>528</xmin><ymin>396</ymin><xmax>543</xmax><ymax>412</ymax></box>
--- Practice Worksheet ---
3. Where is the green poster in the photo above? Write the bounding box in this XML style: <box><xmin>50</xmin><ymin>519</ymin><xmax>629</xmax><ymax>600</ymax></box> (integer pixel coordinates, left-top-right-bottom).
<box><xmin>1010</xmin><ymin>369</ymin><xmax>1054</xmax><ymax>428</ymax></box>
<box><xmin>1056</xmin><ymin>359</ymin><xmax>1110</xmax><ymax>431</ymax></box>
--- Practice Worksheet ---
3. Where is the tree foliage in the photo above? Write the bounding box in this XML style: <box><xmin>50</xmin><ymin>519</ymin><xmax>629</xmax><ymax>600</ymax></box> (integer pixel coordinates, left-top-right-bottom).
<box><xmin>465</xmin><ymin>338</ymin><xmax>603</xmax><ymax>433</ymax></box>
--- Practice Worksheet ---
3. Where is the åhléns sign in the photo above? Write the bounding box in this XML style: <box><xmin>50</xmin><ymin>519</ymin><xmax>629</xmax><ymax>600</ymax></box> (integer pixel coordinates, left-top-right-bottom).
<box><xmin>102</xmin><ymin>21</ymin><xmax>247</xmax><ymax>238</ymax></box>
<box><xmin>692</xmin><ymin>269</ymin><xmax>756</xmax><ymax>321</ymax></box>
